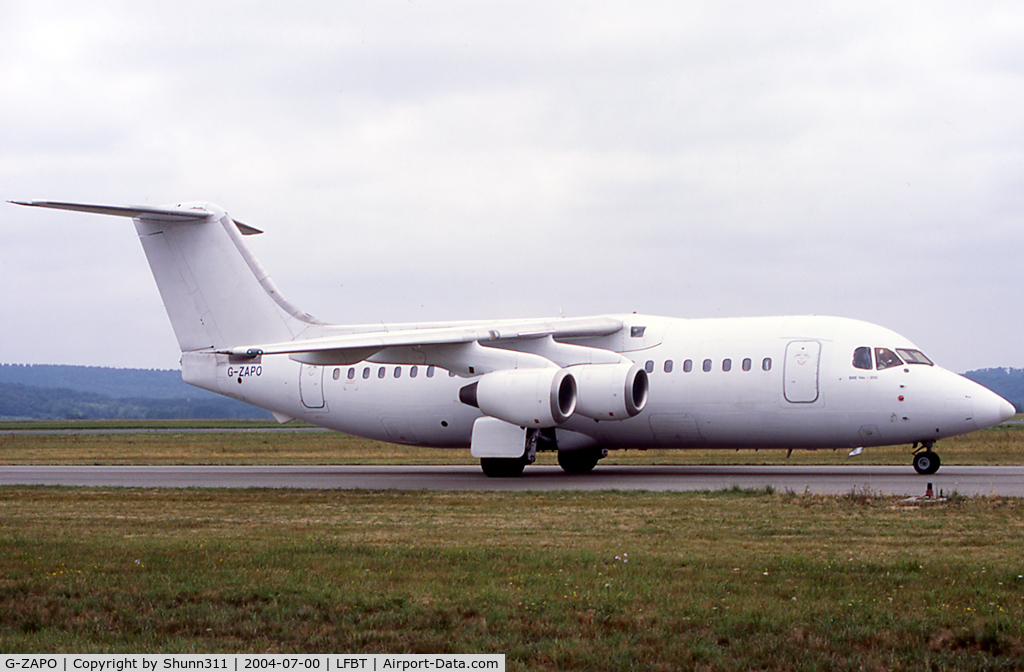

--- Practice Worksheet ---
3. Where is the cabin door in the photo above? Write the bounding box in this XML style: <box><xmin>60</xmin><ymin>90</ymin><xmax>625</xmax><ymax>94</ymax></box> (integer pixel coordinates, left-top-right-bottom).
<box><xmin>784</xmin><ymin>341</ymin><xmax>820</xmax><ymax>403</ymax></box>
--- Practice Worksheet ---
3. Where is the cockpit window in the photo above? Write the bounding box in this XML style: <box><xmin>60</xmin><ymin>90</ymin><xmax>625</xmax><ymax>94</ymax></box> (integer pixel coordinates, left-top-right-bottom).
<box><xmin>875</xmin><ymin>347</ymin><xmax>903</xmax><ymax>370</ymax></box>
<box><xmin>896</xmin><ymin>348</ymin><xmax>933</xmax><ymax>366</ymax></box>
<box><xmin>852</xmin><ymin>346</ymin><xmax>872</xmax><ymax>370</ymax></box>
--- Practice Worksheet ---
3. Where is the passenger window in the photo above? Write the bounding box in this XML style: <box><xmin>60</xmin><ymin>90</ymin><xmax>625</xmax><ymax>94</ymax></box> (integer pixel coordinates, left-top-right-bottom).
<box><xmin>664</xmin><ymin>360</ymin><xmax>673</xmax><ymax>373</ymax></box>
<box><xmin>683</xmin><ymin>359</ymin><xmax>693</xmax><ymax>373</ymax></box>
<box><xmin>853</xmin><ymin>346</ymin><xmax>873</xmax><ymax>370</ymax></box>
<box><xmin>347</xmin><ymin>367</ymin><xmax>355</xmax><ymax>380</ymax></box>
<box><xmin>645</xmin><ymin>360</ymin><xmax>654</xmax><ymax>373</ymax></box>
<box><xmin>410</xmin><ymin>365</ymin><xmax>419</xmax><ymax>378</ymax></box>
<box><xmin>427</xmin><ymin>366</ymin><xmax>435</xmax><ymax>378</ymax></box>
<box><xmin>722</xmin><ymin>358</ymin><xmax>732</xmax><ymax>372</ymax></box>
<box><xmin>362</xmin><ymin>367</ymin><xmax>370</xmax><ymax>379</ymax></box>
<box><xmin>742</xmin><ymin>358</ymin><xmax>752</xmax><ymax>371</ymax></box>
<box><xmin>702</xmin><ymin>359</ymin><xmax>712</xmax><ymax>372</ymax></box>
<box><xmin>332</xmin><ymin>368</ymin><xmax>340</xmax><ymax>381</ymax></box>
<box><xmin>762</xmin><ymin>358</ymin><xmax>772</xmax><ymax>372</ymax></box>
<box><xmin>378</xmin><ymin>367</ymin><xmax>386</xmax><ymax>379</ymax></box>
<box><xmin>394</xmin><ymin>367</ymin><xmax>402</xmax><ymax>378</ymax></box>
<box><xmin>875</xmin><ymin>348</ymin><xmax>903</xmax><ymax>370</ymax></box>
<box><xmin>896</xmin><ymin>348</ymin><xmax>933</xmax><ymax>366</ymax></box>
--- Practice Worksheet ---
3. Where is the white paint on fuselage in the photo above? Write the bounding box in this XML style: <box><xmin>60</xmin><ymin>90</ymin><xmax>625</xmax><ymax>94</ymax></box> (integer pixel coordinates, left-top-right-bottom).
<box><xmin>186</xmin><ymin>313</ymin><xmax>1011</xmax><ymax>454</ymax></box>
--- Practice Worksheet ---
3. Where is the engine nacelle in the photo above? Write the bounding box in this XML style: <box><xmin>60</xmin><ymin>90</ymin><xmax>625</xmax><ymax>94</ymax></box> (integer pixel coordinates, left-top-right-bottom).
<box><xmin>460</xmin><ymin>367</ymin><xmax>577</xmax><ymax>427</ymax></box>
<box><xmin>571</xmin><ymin>362</ymin><xmax>649</xmax><ymax>420</ymax></box>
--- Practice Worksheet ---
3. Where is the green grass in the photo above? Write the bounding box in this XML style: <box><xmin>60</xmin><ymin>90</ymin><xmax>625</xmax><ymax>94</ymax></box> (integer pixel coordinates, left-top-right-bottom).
<box><xmin>0</xmin><ymin>419</ymin><xmax>302</xmax><ymax>431</ymax></box>
<box><xmin>1</xmin><ymin>487</ymin><xmax>1023</xmax><ymax>669</ymax></box>
<box><xmin>2</xmin><ymin>420</ymin><xmax>1022</xmax><ymax>667</ymax></box>
<box><xmin>1</xmin><ymin>419</ymin><xmax>1021</xmax><ymax>466</ymax></box>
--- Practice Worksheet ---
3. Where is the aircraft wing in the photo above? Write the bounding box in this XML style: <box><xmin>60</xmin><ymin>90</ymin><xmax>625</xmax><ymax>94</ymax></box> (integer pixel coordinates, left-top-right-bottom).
<box><xmin>219</xmin><ymin>315</ymin><xmax>627</xmax><ymax>373</ymax></box>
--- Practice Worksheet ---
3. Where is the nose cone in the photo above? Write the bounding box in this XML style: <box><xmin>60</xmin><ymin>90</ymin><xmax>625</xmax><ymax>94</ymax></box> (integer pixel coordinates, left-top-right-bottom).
<box><xmin>974</xmin><ymin>388</ymin><xmax>1017</xmax><ymax>430</ymax></box>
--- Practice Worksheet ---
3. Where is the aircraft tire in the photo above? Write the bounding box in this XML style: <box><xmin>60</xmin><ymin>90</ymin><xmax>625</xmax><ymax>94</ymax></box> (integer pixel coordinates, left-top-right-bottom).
<box><xmin>913</xmin><ymin>451</ymin><xmax>941</xmax><ymax>475</ymax></box>
<box><xmin>480</xmin><ymin>457</ymin><xmax>528</xmax><ymax>478</ymax></box>
<box><xmin>557</xmin><ymin>449</ymin><xmax>602</xmax><ymax>474</ymax></box>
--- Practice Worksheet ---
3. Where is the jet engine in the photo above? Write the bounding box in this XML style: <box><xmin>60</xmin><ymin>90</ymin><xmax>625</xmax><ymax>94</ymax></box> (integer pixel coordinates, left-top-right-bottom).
<box><xmin>459</xmin><ymin>367</ymin><xmax>577</xmax><ymax>427</ymax></box>
<box><xmin>571</xmin><ymin>362</ymin><xmax>649</xmax><ymax>420</ymax></box>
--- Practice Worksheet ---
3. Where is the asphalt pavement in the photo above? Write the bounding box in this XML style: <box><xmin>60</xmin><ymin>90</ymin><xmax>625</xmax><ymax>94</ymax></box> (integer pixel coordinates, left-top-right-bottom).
<box><xmin>1</xmin><ymin>464</ymin><xmax>1020</xmax><ymax>496</ymax></box>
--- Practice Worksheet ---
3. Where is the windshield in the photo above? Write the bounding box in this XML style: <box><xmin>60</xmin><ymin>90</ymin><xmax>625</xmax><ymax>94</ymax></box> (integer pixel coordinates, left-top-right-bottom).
<box><xmin>896</xmin><ymin>348</ymin><xmax>934</xmax><ymax>365</ymax></box>
<box><xmin>852</xmin><ymin>346</ymin><xmax>933</xmax><ymax>370</ymax></box>
<box><xmin>852</xmin><ymin>346</ymin><xmax>872</xmax><ymax>370</ymax></box>
<box><xmin>874</xmin><ymin>347</ymin><xmax>903</xmax><ymax>370</ymax></box>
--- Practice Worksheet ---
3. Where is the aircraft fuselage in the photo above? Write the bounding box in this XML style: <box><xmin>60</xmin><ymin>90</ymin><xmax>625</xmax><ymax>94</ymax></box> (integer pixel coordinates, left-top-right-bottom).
<box><xmin>184</xmin><ymin>314</ymin><xmax>1007</xmax><ymax>454</ymax></box>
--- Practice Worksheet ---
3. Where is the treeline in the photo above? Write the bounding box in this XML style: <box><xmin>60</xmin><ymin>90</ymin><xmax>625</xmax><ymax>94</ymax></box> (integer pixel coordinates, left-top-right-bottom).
<box><xmin>0</xmin><ymin>363</ymin><xmax>206</xmax><ymax>399</ymax></box>
<box><xmin>0</xmin><ymin>382</ymin><xmax>270</xmax><ymax>420</ymax></box>
<box><xmin>0</xmin><ymin>364</ymin><xmax>271</xmax><ymax>420</ymax></box>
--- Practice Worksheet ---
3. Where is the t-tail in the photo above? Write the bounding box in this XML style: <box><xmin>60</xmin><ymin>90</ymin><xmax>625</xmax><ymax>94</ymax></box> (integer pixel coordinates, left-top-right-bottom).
<box><xmin>12</xmin><ymin>201</ymin><xmax>321</xmax><ymax>351</ymax></box>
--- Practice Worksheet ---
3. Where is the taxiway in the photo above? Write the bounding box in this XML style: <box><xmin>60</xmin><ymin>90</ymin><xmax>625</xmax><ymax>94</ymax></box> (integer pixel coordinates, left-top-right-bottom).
<box><xmin>1</xmin><ymin>465</ymin><xmax>1021</xmax><ymax>496</ymax></box>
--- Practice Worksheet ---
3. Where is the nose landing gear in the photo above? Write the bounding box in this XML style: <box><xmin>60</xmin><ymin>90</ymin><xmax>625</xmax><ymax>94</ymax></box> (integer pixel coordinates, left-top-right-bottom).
<box><xmin>912</xmin><ymin>441</ymin><xmax>941</xmax><ymax>475</ymax></box>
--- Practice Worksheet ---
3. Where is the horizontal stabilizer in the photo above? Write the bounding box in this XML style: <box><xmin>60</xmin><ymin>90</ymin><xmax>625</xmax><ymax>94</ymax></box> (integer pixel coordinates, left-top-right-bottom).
<box><xmin>10</xmin><ymin>201</ymin><xmax>263</xmax><ymax>234</ymax></box>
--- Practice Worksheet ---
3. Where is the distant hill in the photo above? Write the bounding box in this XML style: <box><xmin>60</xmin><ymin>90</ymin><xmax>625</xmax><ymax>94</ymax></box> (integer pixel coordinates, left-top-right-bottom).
<box><xmin>0</xmin><ymin>364</ymin><xmax>207</xmax><ymax>399</ymax></box>
<box><xmin>0</xmin><ymin>382</ymin><xmax>270</xmax><ymax>420</ymax></box>
<box><xmin>962</xmin><ymin>368</ymin><xmax>1024</xmax><ymax>413</ymax></box>
<box><xmin>0</xmin><ymin>364</ymin><xmax>270</xmax><ymax>420</ymax></box>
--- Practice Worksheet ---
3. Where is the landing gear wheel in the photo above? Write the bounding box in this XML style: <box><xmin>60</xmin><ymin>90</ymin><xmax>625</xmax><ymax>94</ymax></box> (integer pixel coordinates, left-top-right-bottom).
<box><xmin>480</xmin><ymin>457</ymin><xmax>528</xmax><ymax>478</ymax></box>
<box><xmin>557</xmin><ymin>449</ymin><xmax>603</xmax><ymax>474</ymax></box>
<box><xmin>913</xmin><ymin>451</ymin><xmax>940</xmax><ymax>475</ymax></box>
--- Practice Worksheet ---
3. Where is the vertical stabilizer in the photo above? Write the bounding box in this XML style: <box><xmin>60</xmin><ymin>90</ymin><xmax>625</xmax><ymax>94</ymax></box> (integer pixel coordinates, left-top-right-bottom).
<box><xmin>12</xmin><ymin>201</ymin><xmax>320</xmax><ymax>351</ymax></box>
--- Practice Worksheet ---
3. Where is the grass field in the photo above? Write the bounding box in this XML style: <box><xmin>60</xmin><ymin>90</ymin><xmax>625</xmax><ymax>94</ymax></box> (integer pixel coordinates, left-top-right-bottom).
<box><xmin>1</xmin><ymin>487</ymin><xmax>1023</xmax><ymax>669</ymax></box>
<box><xmin>1</xmin><ymin>421</ymin><xmax>1023</xmax><ymax>668</ymax></box>
<box><xmin>0</xmin><ymin>418</ymin><xmax>1022</xmax><ymax>467</ymax></box>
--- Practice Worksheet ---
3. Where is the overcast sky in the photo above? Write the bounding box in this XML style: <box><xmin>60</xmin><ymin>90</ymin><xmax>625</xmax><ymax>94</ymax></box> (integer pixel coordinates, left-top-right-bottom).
<box><xmin>2</xmin><ymin>1</ymin><xmax>1022</xmax><ymax>373</ymax></box>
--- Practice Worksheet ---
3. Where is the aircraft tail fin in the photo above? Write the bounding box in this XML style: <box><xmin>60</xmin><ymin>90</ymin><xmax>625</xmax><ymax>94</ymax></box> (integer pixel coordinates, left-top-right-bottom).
<box><xmin>12</xmin><ymin>201</ymin><xmax>320</xmax><ymax>351</ymax></box>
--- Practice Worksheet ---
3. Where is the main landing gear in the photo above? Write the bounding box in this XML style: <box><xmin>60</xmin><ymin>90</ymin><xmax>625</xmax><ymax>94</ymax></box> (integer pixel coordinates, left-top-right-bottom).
<box><xmin>557</xmin><ymin>448</ymin><xmax>607</xmax><ymax>474</ymax></box>
<box><xmin>480</xmin><ymin>457</ymin><xmax>530</xmax><ymax>478</ymax></box>
<box><xmin>912</xmin><ymin>441</ymin><xmax>941</xmax><ymax>475</ymax></box>
<box><xmin>482</xmin><ymin>448</ymin><xmax>608</xmax><ymax>477</ymax></box>
<box><xmin>478</xmin><ymin>429</ymin><xmax>609</xmax><ymax>477</ymax></box>
<box><xmin>480</xmin><ymin>429</ymin><xmax>539</xmax><ymax>478</ymax></box>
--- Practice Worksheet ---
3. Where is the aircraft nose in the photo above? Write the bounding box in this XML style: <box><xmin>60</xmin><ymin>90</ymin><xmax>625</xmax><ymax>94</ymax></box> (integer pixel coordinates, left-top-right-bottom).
<box><xmin>974</xmin><ymin>388</ymin><xmax>1017</xmax><ymax>430</ymax></box>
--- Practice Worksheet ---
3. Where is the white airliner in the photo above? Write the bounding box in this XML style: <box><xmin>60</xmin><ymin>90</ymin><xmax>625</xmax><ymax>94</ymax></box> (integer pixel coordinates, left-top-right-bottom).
<box><xmin>13</xmin><ymin>200</ymin><xmax>1016</xmax><ymax>477</ymax></box>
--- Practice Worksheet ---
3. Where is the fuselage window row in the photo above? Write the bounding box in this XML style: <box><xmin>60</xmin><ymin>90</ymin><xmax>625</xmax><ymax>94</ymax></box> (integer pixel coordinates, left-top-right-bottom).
<box><xmin>340</xmin><ymin>365</ymin><xmax>438</xmax><ymax>382</ymax></box>
<box><xmin>336</xmin><ymin>354</ymin><xmax>780</xmax><ymax>384</ymax></box>
<box><xmin>646</xmin><ymin>357</ymin><xmax>773</xmax><ymax>374</ymax></box>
